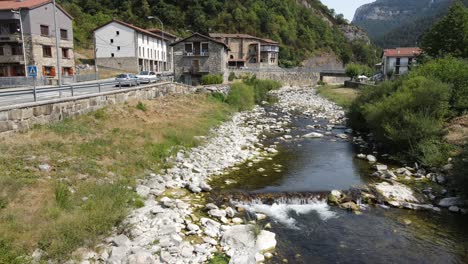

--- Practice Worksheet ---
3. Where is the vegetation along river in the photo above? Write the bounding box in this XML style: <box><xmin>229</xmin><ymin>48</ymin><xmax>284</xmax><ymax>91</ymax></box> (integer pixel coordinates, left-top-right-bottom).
<box><xmin>209</xmin><ymin>93</ymin><xmax>468</xmax><ymax>264</ymax></box>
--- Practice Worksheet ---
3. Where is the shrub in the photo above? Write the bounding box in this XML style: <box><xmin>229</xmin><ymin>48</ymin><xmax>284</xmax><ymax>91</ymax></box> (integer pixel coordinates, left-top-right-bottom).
<box><xmin>228</xmin><ymin>72</ymin><xmax>236</xmax><ymax>82</ymax></box>
<box><xmin>136</xmin><ymin>101</ymin><xmax>147</xmax><ymax>112</ymax></box>
<box><xmin>345</xmin><ymin>63</ymin><xmax>373</xmax><ymax>80</ymax></box>
<box><xmin>226</xmin><ymin>83</ymin><xmax>255</xmax><ymax>111</ymax></box>
<box><xmin>244</xmin><ymin>78</ymin><xmax>282</xmax><ymax>104</ymax></box>
<box><xmin>210</xmin><ymin>92</ymin><xmax>226</xmax><ymax>103</ymax></box>
<box><xmin>453</xmin><ymin>147</ymin><xmax>468</xmax><ymax>195</ymax></box>
<box><xmin>201</xmin><ymin>74</ymin><xmax>223</xmax><ymax>85</ymax></box>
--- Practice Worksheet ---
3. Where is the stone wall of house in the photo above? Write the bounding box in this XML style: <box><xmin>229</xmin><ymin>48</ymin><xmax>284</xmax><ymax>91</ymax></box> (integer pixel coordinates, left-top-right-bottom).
<box><xmin>322</xmin><ymin>76</ymin><xmax>351</xmax><ymax>85</ymax></box>
<box><xmin>231</xmin><ymin>69</ymin><xmax>320</xmax><ymax>86</ymax></box>
<box><xmin>0</xmin><ymin>82</ymin><xmax>194</xmax><ymax>136</ymax></box>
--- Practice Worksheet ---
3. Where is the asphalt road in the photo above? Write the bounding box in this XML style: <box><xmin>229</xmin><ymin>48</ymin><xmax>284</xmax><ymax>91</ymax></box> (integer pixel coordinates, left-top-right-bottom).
<box><xmin>0</xmin><ymin>81</ymin><xmax>155</xmax><ymax>108</ymax></box>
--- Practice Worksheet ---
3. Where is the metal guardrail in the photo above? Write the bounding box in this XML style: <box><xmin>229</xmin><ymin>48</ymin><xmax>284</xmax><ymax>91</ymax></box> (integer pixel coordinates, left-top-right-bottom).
<box><xmin>227</xmin><ymin>67</ymin><xmax>346</xmax><ymax>74</ymax></box>
<box><xmin>0</xmin><ymin>78</ymin><xmax>173</xmax><ymax>107</ymax></box>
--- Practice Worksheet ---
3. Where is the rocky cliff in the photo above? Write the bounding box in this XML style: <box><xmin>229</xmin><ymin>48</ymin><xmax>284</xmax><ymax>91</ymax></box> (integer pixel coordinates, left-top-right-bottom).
<box><xmin>352</xmin><ymin>0</ymin><xmax>465</xmax><ymax>47</ymax></box>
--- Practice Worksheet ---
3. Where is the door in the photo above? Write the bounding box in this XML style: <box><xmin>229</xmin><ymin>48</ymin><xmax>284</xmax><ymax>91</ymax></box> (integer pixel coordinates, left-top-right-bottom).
<box><xmin>191</xmin><ymin>60</ymin><xmax>199</xmax><ymax>73</ymax></box>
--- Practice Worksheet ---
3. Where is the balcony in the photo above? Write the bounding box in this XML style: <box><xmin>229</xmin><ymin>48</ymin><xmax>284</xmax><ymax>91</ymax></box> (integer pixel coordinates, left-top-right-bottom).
<box><xmin>260</xmin><ymin>45</ymin><xmax>279</xmax><ymax>53</ymax></box>
<box><xmin>0</xmin><ymin>34</ymin><xmax>22</xmax><ymax>43</ymax></box>
<box><xmin>184</xmin><ymin>51</ymin><xmax>209</xmax><ymax>57</ymax></box>
<box><xmin>183</xmin><ymin>66</ymin><xmax>210</xmax><ymax>74</ymax></box>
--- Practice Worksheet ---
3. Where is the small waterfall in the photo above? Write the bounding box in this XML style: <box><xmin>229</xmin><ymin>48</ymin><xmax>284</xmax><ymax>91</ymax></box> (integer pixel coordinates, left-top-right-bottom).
<box><xmin>226</xmin><ymin>192</ymin><xmax>338</xmax><ymax>229</ymax></box>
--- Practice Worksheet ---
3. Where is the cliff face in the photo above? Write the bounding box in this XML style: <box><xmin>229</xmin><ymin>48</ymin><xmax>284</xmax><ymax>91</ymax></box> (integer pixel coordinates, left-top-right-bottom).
<box><xmin>352</xmin><ymin>0</ymin><xmax>460</xmax><ymax>47</ymax></box>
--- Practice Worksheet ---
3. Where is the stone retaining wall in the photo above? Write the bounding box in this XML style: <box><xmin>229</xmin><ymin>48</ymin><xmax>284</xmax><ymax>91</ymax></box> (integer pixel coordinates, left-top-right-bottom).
<box><xmin>231</xmin><ymin>69</ymin><xmax>320</xmax><ymax>86</ymax></box>
<box><xmin>0</xmin><ymin>82</ymin><xmax>195</xmax><ymax>136</ymax></box>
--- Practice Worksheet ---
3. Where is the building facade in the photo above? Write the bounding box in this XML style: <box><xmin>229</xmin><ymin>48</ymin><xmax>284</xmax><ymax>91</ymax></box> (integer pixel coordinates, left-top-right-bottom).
<box><xmin>171</xmin><ymin>33</ymin><xmax>229</xmax><ymax>86</ymax></box>
<box><xmin>0</xmin><ymin>0</ymin><xmax>74</xmax><ymax>81</ymax></box>
<box><xmin>382</xmin><ymin>47</ymin><xmax>421</xmax><ymax>79</ymax></box>
<box><xmin>94</xmin><ymin>19</ymin><xmax>173</xmax><ymax>74</ymax></box>
<box><xmin>209</xmin><ymin>33</ymin><xmax>279</xmax><ymax>68</ymax></box>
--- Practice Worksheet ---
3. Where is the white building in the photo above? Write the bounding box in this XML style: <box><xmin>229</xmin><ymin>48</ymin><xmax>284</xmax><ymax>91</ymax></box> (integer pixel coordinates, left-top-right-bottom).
<box><xmin>94</xmin><ymin>19</ymin><xmax>174</xmax><ymax>74</ymax></box>
<box><xmin>382</xmin><ymin>47</ymin><xmax>421</xmax><ymax>79</ymax></box>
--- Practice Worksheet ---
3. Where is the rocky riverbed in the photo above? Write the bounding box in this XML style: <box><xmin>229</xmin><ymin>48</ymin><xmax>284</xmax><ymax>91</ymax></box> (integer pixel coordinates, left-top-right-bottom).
<box><xmin>64</xmin><ymin>86</ymin><xmax>467</xmax><ymax>264</ymax></box>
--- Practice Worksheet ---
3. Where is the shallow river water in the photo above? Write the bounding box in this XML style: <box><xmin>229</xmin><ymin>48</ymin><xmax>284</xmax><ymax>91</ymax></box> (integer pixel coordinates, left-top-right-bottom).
<box><xmin>210</xmin><ymin>106</ymin><xmax>468</xmax><ymax>264</ymax></box>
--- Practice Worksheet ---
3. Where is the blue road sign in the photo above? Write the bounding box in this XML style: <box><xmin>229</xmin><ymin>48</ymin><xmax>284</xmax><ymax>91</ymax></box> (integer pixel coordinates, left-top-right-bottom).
<box><xmin>27</xmin><ymin>65</ymin><xmax>38</xmax><ymax>77</ymax></box>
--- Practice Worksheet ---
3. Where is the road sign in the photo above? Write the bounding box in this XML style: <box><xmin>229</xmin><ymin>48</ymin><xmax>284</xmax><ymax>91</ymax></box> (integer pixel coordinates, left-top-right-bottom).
<box><xmin>27</xmin><ymin>65</ymin><xmax>38</xmax><ymax>77</ymax></box>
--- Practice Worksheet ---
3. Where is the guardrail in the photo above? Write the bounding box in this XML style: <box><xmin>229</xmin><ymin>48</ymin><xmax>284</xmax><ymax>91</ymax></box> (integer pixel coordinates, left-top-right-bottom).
<box><xmin>0</xmin><ymin>78</ymin><xmax>173</xmax><ymax>107</ymax></box>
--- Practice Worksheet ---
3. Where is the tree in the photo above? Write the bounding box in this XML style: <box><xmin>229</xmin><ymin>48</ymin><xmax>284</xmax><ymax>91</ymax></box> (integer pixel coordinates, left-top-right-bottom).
<box><xmin>421</xmin><ymin>1</ymin><xmax>468</xmax><ymax>58</ymax></box>
<box><xmin>346</xmin><ymin>63</ymin><xmax>373</xmax><ymax>80</ymax></box>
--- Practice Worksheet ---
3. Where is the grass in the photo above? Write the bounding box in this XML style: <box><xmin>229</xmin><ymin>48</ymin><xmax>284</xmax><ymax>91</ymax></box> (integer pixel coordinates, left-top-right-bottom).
<box><xmin>208</xmin><ymin>253</ymin><xmax>230</xmax><ymax>264</ymax></box>
<box><xmin>0</xmin><ymin>94</ymin><xmax>233</xmax><ymax>262</ymax></box>
<box><xmin>316</xmin><ymin>85</ymin><xmax>360</xmax><ymax>109</ymax></box>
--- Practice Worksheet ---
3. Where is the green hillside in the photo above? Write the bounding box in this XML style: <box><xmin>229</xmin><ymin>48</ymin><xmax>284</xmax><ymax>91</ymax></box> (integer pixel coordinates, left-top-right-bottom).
<box><xmin>58</xmin><ymin>0</ymin><xmax>378</xmax><ymax>67</ymax></box>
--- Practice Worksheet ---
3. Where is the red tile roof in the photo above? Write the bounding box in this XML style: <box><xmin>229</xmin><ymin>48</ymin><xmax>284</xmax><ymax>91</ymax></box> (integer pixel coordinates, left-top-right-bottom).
<box><xmin>94</xmin><ymin>19</ymin><xmax>171</xmax><ymax>41</ymax></box>
<box><xmin>0</xmin><ymin>0</ymin><xmax>50</xmax><ymax>10</ymax></box>
<box><xmin>0</xmin><ymin>0</ymin><xmax>73</xmax><ymax>19</ymax></box>
<box><xmin>209</xmin><ymin>33</ymin><xmax>279</xmax><ymax>45</ymax></box>
<box><xmin>383</xmin><ymin>47</ymin><xmax>421</xmax><ymax>57</ymax></box>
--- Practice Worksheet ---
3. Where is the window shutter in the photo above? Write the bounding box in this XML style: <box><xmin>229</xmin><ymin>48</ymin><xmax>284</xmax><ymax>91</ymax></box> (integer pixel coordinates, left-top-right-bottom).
<box><xmin>69</xmin><ymin>68</ymin><xmax>74</xmax><ymax>75</ymax></box>
<box><xmin>42</xmin><ymin>66</ymin><xmax>46</xmax><ymax>76</ymax></box>
<box><xmin>51</xmin><ymin>67</ymin><xmax>56</xmax><ymax>77</ymax></box>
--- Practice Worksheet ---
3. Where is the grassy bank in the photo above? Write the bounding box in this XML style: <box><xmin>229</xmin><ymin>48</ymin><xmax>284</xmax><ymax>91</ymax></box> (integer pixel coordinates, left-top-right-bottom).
<box><xmin>316</xmin><ymin>85</ymin><xmax>360</xmax><ymax>109</ymax></box>
<box><xmin>0</xmin><ymin>94</ymin><xmax>233</xmax><ymax>262</ymax></box>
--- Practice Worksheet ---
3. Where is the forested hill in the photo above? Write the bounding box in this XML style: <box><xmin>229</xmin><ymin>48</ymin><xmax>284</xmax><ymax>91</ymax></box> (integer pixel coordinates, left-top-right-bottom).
<box><xmin>353</xmin><ymin>0</ymin><xmax>468</xmax><ymax>48</ymax></box>
<box><xmin>58</xmin><ymin>0</ymin><xmax>378</xmax><ymax>67</ymax></box>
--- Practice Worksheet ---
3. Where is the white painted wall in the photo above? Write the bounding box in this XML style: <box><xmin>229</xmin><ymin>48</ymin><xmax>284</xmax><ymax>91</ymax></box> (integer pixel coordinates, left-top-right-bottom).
<box><xmin>136</xmin><ymin>33</ymin><xmax>167</xmax><ymax>62</ymax></box>
<box><xmin>383</xmin><ymin>56</ymin><xmax>414</xmax><ymax>75</ymax></box>
<box><xmin>95</xmin><ymin>22</ymin><xmax>136</xmax><ymax>58</ymax></box>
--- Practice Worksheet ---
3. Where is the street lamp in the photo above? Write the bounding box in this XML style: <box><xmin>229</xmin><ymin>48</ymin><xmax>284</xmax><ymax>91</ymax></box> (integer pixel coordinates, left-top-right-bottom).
<box><xmin>11</xmin><ymin>9</ymin><xmax>27</xmax><ymax>77</ymax></box>
<box><xmin>147</xmin><ymin>16</ymin><xmax>165</xmax><ymax>72</ymax></box>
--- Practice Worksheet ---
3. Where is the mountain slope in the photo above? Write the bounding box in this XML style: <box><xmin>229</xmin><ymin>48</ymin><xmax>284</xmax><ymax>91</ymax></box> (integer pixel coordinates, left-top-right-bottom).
<box><xmin>352</xmin><ymin>0</ymin><xmax>467</xmax><ymax>48</ymax></box>
<box><xmin>59</xmin><ymin>0</ymin><xmax>378</xmax><ymax>67</ymax></box>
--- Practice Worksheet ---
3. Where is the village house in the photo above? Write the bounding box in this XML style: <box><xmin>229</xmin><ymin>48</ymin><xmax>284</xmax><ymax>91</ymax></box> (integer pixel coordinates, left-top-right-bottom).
<box><xmin>209</xmin><ymin>33</ymin><xmax>280</xmax><ymax>68</ymax></box>
<box><xmin>170</xmin><ymin>33</ymin><xmax>229</xmax><ymax>86</ymax></box>
<box><xmin>0</xmin><ymin>0</ymin><xmax>75</xmax><ymax>82</ymax></box>
<box><xmin>93</xmin><ymin>19</ymin><xmax>174</xmax><ymax>74</ymax></box>
<box><xmin>382</xmin><ymin>47</ymin><xmax>421</xmax><ymax>79</ymax></box>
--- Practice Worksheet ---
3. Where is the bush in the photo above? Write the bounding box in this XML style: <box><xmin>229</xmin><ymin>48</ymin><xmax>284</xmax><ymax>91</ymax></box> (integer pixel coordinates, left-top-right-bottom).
<box><xmin>228</xmin><ymin>72</ymin><xmax>236</xmax><ymax>82</ymax></box>
<box><xmin>345</xmin><ymin>63</ymin><xmax>373</xmax><ymax>80</ymax></box>
<box><xmin>201</xmin><ymin>74</ymin><xmax>223</xmax><ymax>85</ymax></box>
<box><xmin>226</xmin><ymin>83</ymin><xmax>255</xmax><ymax>111</ymax></box>
<box><xmin>348</xmin><ymin>76</ymin><xmax>452</xmax><ymax>166</ymax></box>
<box><xmin>210</xmin><ymin>92</ymin><xmax>226</xmax><ymax>103</ymax></box>
<box><xmin>453</xmin><ymin>147</ymin><xmax>468</xmax><ymax>195</ymax></box>
<box><xmin>244</xmin><ymin>78</ymin><xmax>282</xmax><ymax>104</ymax></box>
<box><xmin>136</xmin><ymin>101</ymin><xmax>147</xmax><ymax>112</ymax></box>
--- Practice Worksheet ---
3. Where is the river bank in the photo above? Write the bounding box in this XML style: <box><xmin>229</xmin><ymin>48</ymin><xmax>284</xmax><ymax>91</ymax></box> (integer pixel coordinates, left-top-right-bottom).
<box><xmin>68</xmin><ymin>86</ymin><xmax>467</xmax><ymax>263</ymax></box>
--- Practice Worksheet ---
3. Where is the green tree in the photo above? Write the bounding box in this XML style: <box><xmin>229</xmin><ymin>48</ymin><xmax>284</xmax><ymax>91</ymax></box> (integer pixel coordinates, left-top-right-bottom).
<box><xmin>421</xmin><ymin>1</ymin><xmax>468</xmax><ymax>58</ymax></box>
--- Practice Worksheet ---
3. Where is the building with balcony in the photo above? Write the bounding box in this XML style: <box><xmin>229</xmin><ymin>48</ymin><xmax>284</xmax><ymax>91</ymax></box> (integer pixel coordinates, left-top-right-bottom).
<box><xmin>94</xmin><ymin>19</ymin><xmax>174</xmax><ymax>75</ymax></box>
<box><xmin>171</xmin><ymin>33</ymin><xmax>229</xmax><ymax>86</ymax></box>
<box><xmin>382</xmin><ymin>47</ymin><xmax>421</xmax><ymax>79</ymax></box>
<box><xmin>209</xmin><ymin>33</ymin><xmax>280</xmax><ymax>68</ymax></box>
<box><xmin>0</xmin><ymin>0</ymin><xmax>74</xmax><ymax>81</ymax></box>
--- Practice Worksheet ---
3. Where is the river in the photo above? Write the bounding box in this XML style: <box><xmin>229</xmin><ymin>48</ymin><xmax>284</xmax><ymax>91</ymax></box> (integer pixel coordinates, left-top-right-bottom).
<box><xmin>209</xmin><ymin>90</ymin><xmax>468</xmax><ymax>263</ymax></box>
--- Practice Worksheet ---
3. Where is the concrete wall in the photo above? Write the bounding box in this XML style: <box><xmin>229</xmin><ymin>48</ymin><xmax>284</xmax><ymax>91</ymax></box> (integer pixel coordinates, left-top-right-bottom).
<box><xmin>231</xmin><ymin>69</ymin><xmax>320</xmax><ymax>86</ymax></box>
<box><xmin>96</xmin><ymin>57</ymin><xmax>139</xmax><ymax>73</ymax></box>
<box><xmin>95</xmin><ymin>22</ymin><xmax>136</xmax><ymax>58</ymax></box>
<box><xmin>322</xmin><ymin>76</ymin><xmax>350</xmax><ymax>85</ymax></box>
<box><xmin>0</xmin><ymin>82</ymin><xmax>194</xmax><ymax>136</ymax></box>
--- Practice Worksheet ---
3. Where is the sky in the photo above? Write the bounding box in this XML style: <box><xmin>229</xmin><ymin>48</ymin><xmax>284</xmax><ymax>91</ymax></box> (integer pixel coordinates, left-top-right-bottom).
<box><xmin>320</xmin><ymin>0</ymin><xmax>376</xmax><ymax>21</ymax></box>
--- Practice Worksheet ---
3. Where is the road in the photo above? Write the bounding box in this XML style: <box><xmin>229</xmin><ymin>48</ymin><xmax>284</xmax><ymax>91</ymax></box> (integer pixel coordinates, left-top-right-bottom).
<box><xmin>0</xmin><ymin>81</ymin><xmax>159</xmax><ymax>108</ymax></box>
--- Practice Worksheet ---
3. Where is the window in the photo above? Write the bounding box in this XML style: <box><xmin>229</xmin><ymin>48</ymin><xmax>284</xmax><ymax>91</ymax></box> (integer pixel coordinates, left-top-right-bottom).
<box><xmin>110</xmin><ymin>39</ymin><xmax>114</xmax><ymax>44</ymax></box>
<box><xmin>42</xmin><ymin>46</ymin><xmax>52</xmax><ymax>57</ymax></box>
<box><xmin>396</xmin><ymin>57</ymin><xmax>401</xmax><ymax>66</ymax></box>
<box><xmin>62</xmin><ymin>48</ymin><xmax>70</xmax><ymax>59</ymax></box>
<box><xmin>111</xmin><ymin>53</ymin><xmax>114</xmax><ymax>57</ymax></box>
<box><xmin>0</xmin><ymin>46</ymin><xmax>3</xmax><ymax>56</ymax></box>
<box><xmin>60</xmin><ymin>29</ymin><xmax>68</xmax><ymax>40</ymax></box>
<box><xmin>116</xmin><ymin>31</ymin><xmax>120</xmax><ymax>35</ymax></box>
<box><xmin>43</xmin><ymin>66</ymin><xmax>55</xmax><ymax>77</ymax></box>
<box><xmin>395</xmin><ymin>66</ymin><xmax>400</xmax><ymax>75</ymax></box>
<box><xmin>184</xmin><ymin>43</ymin><xmax>193</xmax><ymax>53</ymax></box>
<box><xmin>408</xmin><ymin>58</ymin><xmax>413</xmax><ymax>65</ymax></box>
<box><xmin>139</xmin><ymin>47</ymin><xmax>141</xmax><ymax>57</ymax></box>
<box><xmin>117</xmin><ymin>46</ymin><xmax>121</xmax><ymax>51</ymax></box>
<box><xmin>40</xmin><ymin>25</ymin><xmax>49</xmax><ymax>36</ymax></box>
<box><xmin>62</xmin><ymin>67</ymin><xmax>73</xmax><ymax>76</ymax></box>
<box><xmin>201</xmin><ymin>42</ymin><xmax>209</xmax><ymax>54</ymax></box>
<box><xmin>12</xmin><ymin>45</ymin><xmax>23</xmax><ymax>55</ymax></box>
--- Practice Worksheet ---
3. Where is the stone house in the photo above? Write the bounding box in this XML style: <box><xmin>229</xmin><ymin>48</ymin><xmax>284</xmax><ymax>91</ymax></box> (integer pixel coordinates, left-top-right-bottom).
<box><xmin>382</xmin><ymin>47</ymin><xmax>421</xmax><ymax>79</ymax></box>
<box><xmin>94</xmin><ymin>19</ymin><xmax>174</xmax><ymax>74</ymax></box>
<box><xmin>170</xmin><ymin>33</ymin><xmax>229</xmax><ymax>86</ymax></box>
<box><xmin>0</xmin><ymin>0</ymin><xmax>75</xmax><ymax>81</ymax></box>
<box><xmin>209</xmin><ymin>33</ymin><xmax>279</xmax><ymax>68</ymax></box>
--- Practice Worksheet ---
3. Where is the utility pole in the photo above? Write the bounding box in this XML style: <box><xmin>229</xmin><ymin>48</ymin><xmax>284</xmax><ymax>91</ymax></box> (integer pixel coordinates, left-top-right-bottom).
<box><xmin>52</xmin><ymin>0</ymin><xmax>61</xmax><ymax>86</ymax></box>
<box><xmin>12</xmin><ymin>9</ymin><xmax>27</xmax><ymax>76</ymax></box>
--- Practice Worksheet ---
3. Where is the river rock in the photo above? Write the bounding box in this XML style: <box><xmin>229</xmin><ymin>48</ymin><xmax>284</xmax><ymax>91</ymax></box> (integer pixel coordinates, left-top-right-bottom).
<box><xmin>303</xmin><ymin>132</ymin><xmax>324</xmax><ymax>138</ymax></box>
<box><xmin>375</xmin><ymin>165</ymin><xmax>388</xmax><ymax>172</ymax></box>
<box><xmin>135</xmin><ymin>185</ymin><xmax>150</xmax><ymax>198</ymax></box>
<box><xmin>126</xmin><ymin>249</ymin><xmax>155</xmax><ymax>264</ymax></box>
<box><xmin>232</xmin><ymin>218</ymin><xmax>243</xmax><ymax>224</ymax></box>
<box><xmin>367</xmin><ymin>155</ymin><xmax>377</xmax><ymax>163</ymax></box>
<box><xmin>256</xmin><ymin>230</ymin><xmax>277</xmax><ymax>252</ymax></box>
<box><xmin>255</xmin><ymin>253</ymin><xmax>265</xmax><ymax>262</ymax></box>
<box><xmin>357</xmin><ymin>154</ymin><xmax>366</xmax><ymax>159</ymax></box>
<box><xmin>340</xmin><ymin>201</ymin><xmax>359</xmax><ymax>211</ymax></box>
<box><xmin>449</xmin><ymin>206</ymin><xmax>460</xmax><ymax>213</ymax></box>
<box><xmin>38</xmin><ymin>163</ymin><xmax>51</xmax><ymax>172</ymax></box>
<box><xmin>209</xmin><ymin>209</ymin><xmax>227</xmax><ymax>219</ymax></box>
<box><xmin>438</xmin><ymin>197</ymin><xmax>464</xmax><ymax>208</ymax></box>
<box><xmin>374</xmin><ymin>182</ymin><xmax>419</xmax><ymax>204</ymax></box>
<box><xmin>225</xmin><ymin>207</ymin><xmax>236</xmax><ymax>218</ymax></box>
<box><xmin>205</xmin><ymin>203</ymin><xmax>219</xmax><ymax>210</ymax></box>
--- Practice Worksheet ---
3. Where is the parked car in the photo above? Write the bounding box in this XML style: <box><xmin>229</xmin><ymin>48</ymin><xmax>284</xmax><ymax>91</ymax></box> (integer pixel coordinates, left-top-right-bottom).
<box><xmin>115</xmin><ymin>73</ymin><xmax>140</xmax><ymax>86</ymax></box>
<box><xmin>136</xmin><ymin>71</ymin><xmax>157</xmax><ymax>84</ymax></box>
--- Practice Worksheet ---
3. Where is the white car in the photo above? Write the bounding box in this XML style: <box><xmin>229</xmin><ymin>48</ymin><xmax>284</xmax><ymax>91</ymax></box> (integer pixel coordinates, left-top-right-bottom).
<box><xmin>136</xmin><ymin>71</ymin><xmax>157</xmax><ymax>84</ymax></box>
